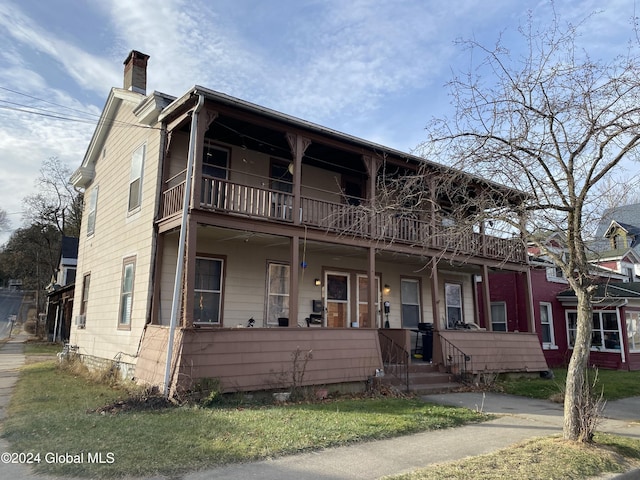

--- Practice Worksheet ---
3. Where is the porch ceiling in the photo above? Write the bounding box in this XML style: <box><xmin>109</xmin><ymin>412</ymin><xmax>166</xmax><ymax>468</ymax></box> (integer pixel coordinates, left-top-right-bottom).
<box><xmin>196</xmin><ymin>226</ymin><xmax>483</xmax><ymax>272</ymax></box>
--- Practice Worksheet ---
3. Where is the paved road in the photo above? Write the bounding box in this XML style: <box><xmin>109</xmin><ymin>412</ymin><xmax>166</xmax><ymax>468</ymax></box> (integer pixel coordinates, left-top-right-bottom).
<box><xmin>0</xmin><ymin>290</ymin><xmax>24</xmax><ymax>340</ymax></box>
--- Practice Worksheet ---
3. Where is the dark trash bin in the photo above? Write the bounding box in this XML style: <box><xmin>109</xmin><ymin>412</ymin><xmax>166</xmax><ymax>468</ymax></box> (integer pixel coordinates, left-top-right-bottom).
<box><xmin>420</xmin><ymin>323</ymin><xmax>433</xmax><ymax>362</ymax></box>
<box><xmin>278</xmin><ymin>317</ymin><xmax>289</xmax><ymax>327</ymax></box>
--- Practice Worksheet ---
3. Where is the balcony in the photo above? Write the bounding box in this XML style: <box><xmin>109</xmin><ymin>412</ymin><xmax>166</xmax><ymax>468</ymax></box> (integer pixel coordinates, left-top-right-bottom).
<box><xmin>159</xmin><ymin>175</ymin><xmax>526</xmax><ymax>264</ymax></box>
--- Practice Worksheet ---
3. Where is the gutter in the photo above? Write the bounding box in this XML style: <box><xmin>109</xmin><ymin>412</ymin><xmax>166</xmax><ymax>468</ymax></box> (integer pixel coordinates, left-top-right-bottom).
<box><xmin>163</xmin><ymin>93</ymin><xmax>205</xmax><ymax>398</ymax></box>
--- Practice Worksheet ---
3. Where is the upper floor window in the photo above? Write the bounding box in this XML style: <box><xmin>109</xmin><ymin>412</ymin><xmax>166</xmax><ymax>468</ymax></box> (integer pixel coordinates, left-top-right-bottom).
<box><xmin>128</xmin><ymin>144</ymin><xmax>145</xmax><ymax>211</ymax></box>
<box><xmin>203</xmin><ymin>142</ymin><xmax>229</xmax><ymax>179</ymax></box>
<box><xmin>119</xmin><ymin>257</ymin><xmax>136</xmax><ymax>329</ymax></box>
<box><xmin>86</xmin><ymin>186</ymin><xmax>99</xmax><ymax>236</ymax></box>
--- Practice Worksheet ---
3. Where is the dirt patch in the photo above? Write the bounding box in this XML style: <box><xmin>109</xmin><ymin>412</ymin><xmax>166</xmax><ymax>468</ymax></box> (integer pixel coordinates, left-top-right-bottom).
<box><xmin>25</xmin><ymin>355</ymin><xmax>57</xmax><ymax>365</ymax></box>
<box><xmin>90</xmin><ymin>395</ymin><xmax>175</xmax><ymax>415</ymax></box>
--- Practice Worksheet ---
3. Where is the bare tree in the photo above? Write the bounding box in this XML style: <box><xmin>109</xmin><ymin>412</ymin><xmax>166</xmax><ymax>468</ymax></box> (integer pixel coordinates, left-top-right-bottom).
<box><xmin>414</xmin><ymin>8</ymin><xmax>640</xmax><ymax>442</ymax></box>
<box><xmin>0</xmin><ymin>208</ymin><xmax>10</xmax><ymax>232</ymax></box>
<box><xmin>23</xmin><ymin>157</ymin><xmax>83</xmax><ymax>237</ymax></box>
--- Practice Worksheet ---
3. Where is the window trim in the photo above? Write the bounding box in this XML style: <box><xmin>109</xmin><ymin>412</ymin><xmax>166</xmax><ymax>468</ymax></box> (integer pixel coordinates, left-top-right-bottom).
<box><xmin>626</xmin><ymin>310</ymin><xmax>640</xmax><ymax>352</ymax></box>
<box><xmin>193</xmin><ymin>255</ymin><xmax>225</xmax><ymax>326</ymax></box>
<box><xmin>445</xmin><ymin>282</ymin><xmax>464</xmax><ymax>329</ymax></box>
<box><xmin>566</xmin><ymin>309</ymin><xmax>622</xmax><ymax>351</ymax></box>
<box><xmin>128</xmin><ymin>144</ymin><xmax>145</xmax><ymax>212</ymax></box>
<box><xmin>400</xmin><ymin>277</ymin><xmax>422</xmax><ymax>329</ymax></box>
<box><xmin>266</xmin><ymin>261</ymin><xmax>290</xmax><ymax>326</ymax></box>
<box><xmin>539</xmin><ymin>302</ymin><xmax>556</xmax><ymax>348</ymax></box>
<box><xmin>118</xmin><ymin>256</ymin><xmax>136</xmax><ymax>330</ymax></box>
<box><xmin>80</xmin><ymin>273</ymin><xmax>91</xmax><ymax>316</ymax></box>
<box><xmin>490</xmin><ymin>301</ymin><xmax>507</xmax><ymax>332</ymax></box>
<box><xmin>86</xmin><ymin>186</ymin><xmax>98</xmax><ymax>236</ymax></box>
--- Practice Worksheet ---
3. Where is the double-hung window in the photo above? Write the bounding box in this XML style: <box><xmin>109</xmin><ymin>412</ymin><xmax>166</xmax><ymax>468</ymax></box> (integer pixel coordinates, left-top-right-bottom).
<box><xmin>194</xmin><ymin>257</ymin><xmax>224</xmax><ymax>324</ymax></box>
<box><xmin>445</xmin><ymin>283</ymin><xmax>463</xmax><ymax>329</ymax></box>
<box><xmin>490</xmin><ymin>302</ymin><xmax>507</xmax><ymax>331</ymax></box>
<box><xmin>86</xmin><ymin>186</ymin><xmax>99</xmax><ymax>236</ymax></box>
<box><xmin>266</xmin><ymin>262</ymin><xmax>290</xmax><ymax>326</ymax></box>
<box><xmin>128</xmin><ymin>144</ymin><xmax>145</xmax><ymax>211</ymax></box>
<box><xmin>401</xmin><ymin>278</ymin><xmax>421</xmax><ymax>329</ymax></box>
<box><xmin>540</xmin><ymin>302</ymin><xmax>555</xmax><ymax>347</ymax></box>
<box><xmin>627</xmin><ymin>311</ymin><xmax>640</xmax><ymax>352</ymax></box>
<box><xmin>119</xmin><ymin>257</ymin><xmax>135</xmax><ymax>329</ymax></box>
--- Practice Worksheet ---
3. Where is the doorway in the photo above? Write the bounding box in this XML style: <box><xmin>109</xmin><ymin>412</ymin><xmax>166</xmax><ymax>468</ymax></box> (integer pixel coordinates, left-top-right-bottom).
<box><xmin>325</xmin><ymin>272</ymin><xmax>349</xmax><ymax>328</ymax></box>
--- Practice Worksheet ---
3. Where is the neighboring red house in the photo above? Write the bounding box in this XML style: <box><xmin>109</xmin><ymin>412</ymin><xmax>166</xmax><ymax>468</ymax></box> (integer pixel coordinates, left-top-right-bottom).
<box><xmin>479</xmin><ymin>220</ymin><xmax>640</xmax><ymax>370</ymax></box>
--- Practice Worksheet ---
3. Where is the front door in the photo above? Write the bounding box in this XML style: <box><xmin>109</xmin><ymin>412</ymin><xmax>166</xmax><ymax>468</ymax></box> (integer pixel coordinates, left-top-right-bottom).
<box><xmin>325</xmin><ymin>272</ymin><xmax>350</xmax><ymax>328</ymax></box>
<box><xmin>357</xmin><ymin>274</ymin><xmax>380</xmax><ymax>328</ymax></box>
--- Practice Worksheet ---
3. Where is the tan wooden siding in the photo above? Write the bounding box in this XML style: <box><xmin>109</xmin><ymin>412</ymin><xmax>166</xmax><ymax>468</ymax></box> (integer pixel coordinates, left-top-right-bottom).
<box><xmin>160</xmin><ymin>328</ymin><xmax>383</xmax><ymax>392</ymax></box>
<box><xmin>438</xmin><ymin>331</ymin><xmax>548</xmax><ymax>374</ymax></box>
<box><xmin>135</xmin><ymin>325</ymin><xmax>183</xmax><ymax>387</ymax></box>
<box><xmin>71</xmin><ymin>93</ymin><xmax>161</xmax><ymax>362</ymax></box>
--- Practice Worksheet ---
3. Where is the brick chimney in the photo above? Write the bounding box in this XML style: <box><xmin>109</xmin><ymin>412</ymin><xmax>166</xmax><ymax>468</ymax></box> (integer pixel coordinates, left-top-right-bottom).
<box><xmin>123</xmin><ymin>50</ymin><xmax>150</xmax><ymax>94</ymax></box>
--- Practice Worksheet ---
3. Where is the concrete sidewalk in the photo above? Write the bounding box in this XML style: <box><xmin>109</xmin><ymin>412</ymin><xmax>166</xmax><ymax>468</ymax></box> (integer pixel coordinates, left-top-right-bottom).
<box><xmin>0</xmin><ymin>333</ymin><xmax>639</xmax><ymax>479</ymax></box>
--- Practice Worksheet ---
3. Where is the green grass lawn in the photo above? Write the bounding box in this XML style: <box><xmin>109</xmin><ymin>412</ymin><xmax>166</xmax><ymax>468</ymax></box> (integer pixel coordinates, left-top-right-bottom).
<box><xmin>496</xmin><ymin>368</ymin><xmax>640</xmax><ymax>401</ymax></box>
<box><xmin>2</xmin><ymin>361</ymin><xmax>488</xmax><ymax>478</ymax></box>
<box><xmin>383</xmin><ymin>433</ymin><xmax>640</xmax><ymax>480</ymax></box>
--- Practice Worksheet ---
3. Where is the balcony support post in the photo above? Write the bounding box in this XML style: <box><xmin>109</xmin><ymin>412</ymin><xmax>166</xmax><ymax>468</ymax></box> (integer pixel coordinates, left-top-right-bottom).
<box><xmin>286</xmin><ymin>133</ymin><xmax>311</xmax><ymax>225</ymax></box>
<box><xmin>367</xmin><ymin>246</ymin><xmax>376</xmax><ymax>328</ymax></box>
<box><xmin>481</xmin><ymin>265</ymin><xmax>492</xmax><ymax>331</ymax></box>
<box><xmin>289</xmin><ymin>235</ymin><xmax>300</xmax><ymax>327</ymax></box>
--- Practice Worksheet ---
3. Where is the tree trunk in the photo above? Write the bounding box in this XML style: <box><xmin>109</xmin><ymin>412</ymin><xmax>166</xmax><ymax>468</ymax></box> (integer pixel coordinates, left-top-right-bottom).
<box><xmin>563</xmin><ymin>286</ymin><xmax>592</xmax><ymax>441</ymax></box>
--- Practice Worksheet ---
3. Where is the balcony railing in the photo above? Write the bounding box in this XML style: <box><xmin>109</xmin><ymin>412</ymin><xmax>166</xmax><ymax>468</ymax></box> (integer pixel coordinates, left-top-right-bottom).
<box><xmin>160</xmin><ymin>176</ymin><xmax>526</xmax><ymax>263</ymax></box>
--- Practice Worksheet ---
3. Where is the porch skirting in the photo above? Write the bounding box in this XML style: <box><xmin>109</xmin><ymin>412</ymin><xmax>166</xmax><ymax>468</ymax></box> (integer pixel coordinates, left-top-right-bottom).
<box><xmin>135</xmin><ymin>325</ymin><xmax>383</xmax><ymax>394</ymax></box>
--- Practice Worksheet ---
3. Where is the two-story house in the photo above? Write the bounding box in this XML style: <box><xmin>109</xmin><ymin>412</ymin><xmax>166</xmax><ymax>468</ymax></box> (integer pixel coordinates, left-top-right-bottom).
<box><xmin>69</xmin><ymin>51</ymin><xmax>547</xmax><ymax>395</ymax></box>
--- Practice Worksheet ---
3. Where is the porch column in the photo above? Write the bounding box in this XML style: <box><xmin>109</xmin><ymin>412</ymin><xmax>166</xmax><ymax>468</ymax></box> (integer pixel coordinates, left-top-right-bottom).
<box><xmin>430</xmin><ymin>257</ymin><xmax>444</xmax><ymax>365</ymax></box>
<box><xmin>430</xmin><ymin>258</ymin><xmax>440</xmax><ymax>331</ymax></box>
<box><xmin>286</xmin><ymin>133</ymin><xmax>311</xmax><ymax>225</ymax></box>
<box><xmin>150</xmin><ymin>233</ymin><xmax>165</xmax><ymax>325</ymax></box>
<box><xmin>481</xmin><ymin>265</ymin><xmax>492</xmax><ymax>331</ymax></box>
<box><xmin>189</xmin><ymin>108</ymin><xmax>218</xmax><ymax>209</ymax></box>
<box><xmin>524</xmin><ymin>269</ymin><xmax>536</xmax><ymax>333</ymax></box>
<box><xmin>183</xmin><ymin>217</ymin><xmax>198</xmax><ymax>327</ymax></box>
<box><xmin>363</xmin><ymin>154</ymin><xmax>382</xmax><ymax>240</ymax></box>
<box><xmin>368</xmin><ymin>246</ymin><xmax>376</xmax><ymax>328</ymax></box>
<box><xmin>289</xmin><ymin>235</ymin><xmax>300</xmax><ymax>327</ymax></box>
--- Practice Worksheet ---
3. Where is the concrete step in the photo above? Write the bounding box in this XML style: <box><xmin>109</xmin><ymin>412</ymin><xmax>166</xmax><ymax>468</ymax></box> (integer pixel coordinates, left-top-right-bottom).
<box><xmin>381</xmin><ymin>363</ymin><xmax>461</xmax><ymax>394</ymax></box>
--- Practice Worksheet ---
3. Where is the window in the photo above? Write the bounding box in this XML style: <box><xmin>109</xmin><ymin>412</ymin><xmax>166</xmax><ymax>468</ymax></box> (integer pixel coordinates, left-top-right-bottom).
<box><xmin>128</xmin><ymin>144</ymin><xmax>145</xmax><ymax>211</ymax></box>
<box><xmin>490</xmin><ymin>302</ymin><xmax>507</xmax><ymax>332</ymax></box>
<box><xmin>566</xmin><ymin>310</ymin><xmax>620</xmax><ymax>350</ymax></box>
<box><xmin>445</xmin><ymin>283</ymin><xmax>463</xmax><ymax>329</ymax></box>
<box><xmin>194</xmin><ymin>257</ymin><xmax>224</xmax><ymax>324</ymax></box>
<box><xmin>80</xmin><ymin>273</ymin><xmax>90</xmax><ymax>316</ymax></box>
<box><xmin>627</xmin><ymin>311</ymin><xmax>640</xmax><ymax>352</ymax></box>
<box><xmin>118</xmin><ymin>257</ymin><xmax>135</xmax><ymax>329</ymax></box>
<box><xmin>270</xmin><ymin>160</ymin><xmax>293</xmax><ymax>220</ymax></box>
<box><xmin>540</xmin><ymin>302</ymin><xmax>555</xmax><ymax>346</ymax></box>
<box><xmin>401</xmin><ymin>278</ymin><xmax>421</xmax><ymax>329</ymax></box>
<box><xmin>86</xmin><ymin>186</ymin><xmax>98</xmax><ymax>236</ymax></box>
<box><xmin>266</xmin><ymin>262</ymin><xmax>289</xmax><ymax>326</ymax></box>
<box><xmin>201</xmin><ymin>142</ymin><xmax>229</xmax><ymax>208</ymax></box>
<box><xmin>202</xmin><ymin>142</ymin><xmax>229</xmax><ymax>179</ymax></box>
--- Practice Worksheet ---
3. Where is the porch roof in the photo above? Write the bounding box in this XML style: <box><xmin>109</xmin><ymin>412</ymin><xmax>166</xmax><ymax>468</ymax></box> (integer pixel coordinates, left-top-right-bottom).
<box><xmin>158</xmin><ymin>85</ymin><xmax>529</xmax><ymax>205</ymax></box>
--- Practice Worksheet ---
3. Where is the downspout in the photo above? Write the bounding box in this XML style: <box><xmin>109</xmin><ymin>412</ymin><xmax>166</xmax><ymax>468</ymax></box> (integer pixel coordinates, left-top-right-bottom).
<box><xmin>163</xmin><ymin>93</ymin><xmax>205</xmax><ymax>398</ymax></box>
<box><xmin>618</xmin><ymin>299</ymin><xmax>628</xmax><ymax>365</ymax></box>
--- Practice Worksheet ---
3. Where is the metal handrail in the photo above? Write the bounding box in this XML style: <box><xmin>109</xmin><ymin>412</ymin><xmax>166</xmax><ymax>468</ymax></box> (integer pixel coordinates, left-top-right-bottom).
<box><xmin>378</xmin><ymin>331</ymin><xmax>409</xmax><ymax>392</ymax></box>
<box><xmin>440</xmin><ymin>335</ymin><xmax>472</xmax><ymax>381</ymax></box>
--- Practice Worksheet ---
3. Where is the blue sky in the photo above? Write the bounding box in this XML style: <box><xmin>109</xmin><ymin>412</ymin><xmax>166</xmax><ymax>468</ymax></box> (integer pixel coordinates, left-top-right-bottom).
<box><xmin>0</xmin><ymin>0</ymin><xmax>637</xmax><ymax>245</ymax></box>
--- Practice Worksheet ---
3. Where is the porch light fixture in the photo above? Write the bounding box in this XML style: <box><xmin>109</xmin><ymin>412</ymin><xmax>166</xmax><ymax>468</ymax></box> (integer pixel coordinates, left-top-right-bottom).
<box><xmin>384</xmin><ymin>284</ymin><xmax>391</xmax><ymax>294</ymax></box>
<box><xmin>314</xmin><ymin>278</ymin><xmax>321</xmax><ymax>286</ymax></box>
